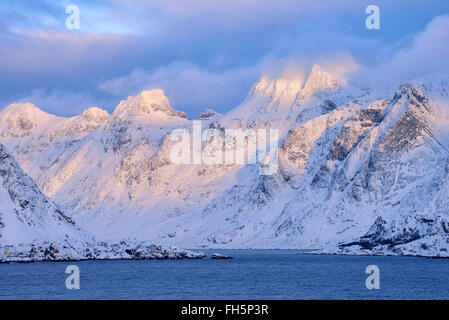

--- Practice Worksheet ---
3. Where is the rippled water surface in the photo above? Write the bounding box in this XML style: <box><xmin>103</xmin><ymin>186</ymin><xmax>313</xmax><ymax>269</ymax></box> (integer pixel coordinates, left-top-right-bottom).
<box><xmin>1</xmin><ymin>250</ymin><xmax>448</xmax><ymax>299</ymax></box>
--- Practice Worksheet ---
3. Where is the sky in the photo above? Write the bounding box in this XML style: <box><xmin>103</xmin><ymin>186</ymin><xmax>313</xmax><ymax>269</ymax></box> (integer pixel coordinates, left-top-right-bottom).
<box><xmin>0</xmin><ymin>0</ymin><xmax>448</xmax><ymax>117</ymax></box>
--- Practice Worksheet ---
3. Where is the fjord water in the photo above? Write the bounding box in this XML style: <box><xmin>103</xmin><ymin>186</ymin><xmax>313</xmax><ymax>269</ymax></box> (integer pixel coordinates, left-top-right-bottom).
<box><xmin>1</xmin><ymin>250</ymin><xmax>448</xmax><ymax>299</ymax></box>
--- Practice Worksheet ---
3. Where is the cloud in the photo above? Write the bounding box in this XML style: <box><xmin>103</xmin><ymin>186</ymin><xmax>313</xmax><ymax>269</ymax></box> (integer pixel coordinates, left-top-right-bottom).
<box><xmin>146</xmin><ymin>0</ymin><xmax>359</xmax><ymax>30</ymax></box>
<box><xmin>99</xmin><ymin>61</ymin><xmax>261</xmax><ymax>115</ymax></box>
<box><xmin>0</xmin><ymin>29</ymin><xmax>134</xmax><ymax>89</ymax></box>
<box><xmin>388</xmin><ymin>15</ymin><xmax>449</xmax><ymax>76</ymax></box>
<box><xmin>353</xmin><ymin>15</ymin><xmax>449</xmax><ymax>87</ymax></box>
<box><xmin>99</xmin><ymin>51</ymin><xmax>358</xmax><ymax>116</ymax></box>
<box><xmin>1</xmin><ymin>1</ymin><xmax>448</xmax><ymax>117</ymax></box>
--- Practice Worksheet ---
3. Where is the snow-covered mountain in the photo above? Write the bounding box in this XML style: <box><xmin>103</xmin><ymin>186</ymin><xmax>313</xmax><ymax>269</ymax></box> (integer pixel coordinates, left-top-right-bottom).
<box><xmin>0</xmin><ymin>142</ymin><xmax>204</xmax><ymax>262</ymax></box>
<box><xmin>0</xmin><ymin>142</ymin><xmax>88</xmax><ymax>245</ymax></box>
<box><xmin>2</xmin><ymin>65</ymin><xmax>449</xmax><ymax>257</ymax></box>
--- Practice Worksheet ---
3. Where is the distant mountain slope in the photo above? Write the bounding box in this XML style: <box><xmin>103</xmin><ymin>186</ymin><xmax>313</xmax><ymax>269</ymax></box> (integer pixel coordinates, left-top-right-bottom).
<box><xmin>1</xmin><ymin>67</ymin><xmax>449</xmax><ymax>257</ymax></box>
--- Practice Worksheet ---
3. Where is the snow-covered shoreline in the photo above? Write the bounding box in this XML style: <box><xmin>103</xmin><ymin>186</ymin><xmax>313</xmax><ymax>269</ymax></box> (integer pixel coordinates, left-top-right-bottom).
<box><xmin>316</xmin><ymin>245</ymin><xmax>449</xmax><ymax>259</ymax></box>
<box><xmin>0</xmin><ymin>240</ymin><xmax>205</xmax><ymax>263</ymax></box>
<box><xmin>309</xmin><ymin>250</ymin><xmax>449</xmax><ymax>259</ymax></box>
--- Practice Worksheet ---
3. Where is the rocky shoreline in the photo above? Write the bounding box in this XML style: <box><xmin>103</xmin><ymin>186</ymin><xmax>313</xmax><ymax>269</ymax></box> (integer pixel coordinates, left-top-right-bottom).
<box><xmin>0</xmin><ymin>239</ymin><xmax>205</xmax><ymax>263</ymax></box>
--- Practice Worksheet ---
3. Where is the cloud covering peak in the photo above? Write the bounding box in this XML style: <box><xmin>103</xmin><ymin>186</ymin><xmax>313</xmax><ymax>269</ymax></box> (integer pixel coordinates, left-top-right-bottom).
<box><xmin>0</xmin><ymin>1</ymin><xmax>448</xmax><ymax>117</ymax></box>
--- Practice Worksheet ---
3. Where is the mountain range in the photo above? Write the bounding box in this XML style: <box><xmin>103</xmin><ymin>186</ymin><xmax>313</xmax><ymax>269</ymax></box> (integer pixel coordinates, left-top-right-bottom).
<box><xmin>1</xmin><ymin>64</ymin><xmax>449</xmax><ymax>257</ymax></box>
<box><xmin>0</xmin><ymin>142</ymin><xmax>204</xmax><ymax>261</ymax></box>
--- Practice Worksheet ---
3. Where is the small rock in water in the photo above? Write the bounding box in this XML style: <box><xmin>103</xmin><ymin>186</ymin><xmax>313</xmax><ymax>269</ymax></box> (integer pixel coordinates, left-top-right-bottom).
<box><xmin>211</xmin><ymin>253</ymin><xmax>233</xmax><ymax>259</ymax></box>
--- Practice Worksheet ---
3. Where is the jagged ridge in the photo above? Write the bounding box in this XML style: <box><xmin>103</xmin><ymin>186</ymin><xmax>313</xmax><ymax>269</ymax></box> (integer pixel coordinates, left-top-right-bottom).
<box><xmin>1</xmin><ymin>67</ymin><xmax>449</xmax><ymax>257</ymax></box>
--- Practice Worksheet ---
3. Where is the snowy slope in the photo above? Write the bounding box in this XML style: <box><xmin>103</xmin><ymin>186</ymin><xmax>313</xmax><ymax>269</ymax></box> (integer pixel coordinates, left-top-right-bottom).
<box><xmin>2</xmin><ymin>66</ymin><xmax>449</xmax><ymax>257</ymax></box>
<box><xmin>0</xmin><ymin>142</ymin><xmax>88</xmax><ymax>245</ymax></box>
<box><xmin>0</xmin><ymin>143</ymin><xmax>204</xmax><ymax>262</ymax></box>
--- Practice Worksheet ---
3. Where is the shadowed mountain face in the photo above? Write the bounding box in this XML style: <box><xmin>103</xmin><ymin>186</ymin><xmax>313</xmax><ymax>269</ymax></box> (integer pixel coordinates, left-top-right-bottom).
<box><xmin>1</xmin><ymin>67</ymin><xmax>449</xmax><ymax>257</ymax></box>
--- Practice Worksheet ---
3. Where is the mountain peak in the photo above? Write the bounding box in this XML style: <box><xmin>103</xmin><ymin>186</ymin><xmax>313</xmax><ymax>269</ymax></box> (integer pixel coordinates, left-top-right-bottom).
<box><xmin>140</xmin><ymin>89</ymin><xmax>170</xmax><ymax>106</ymax></box>
<box><xmin>113</xmin><ymin>89</ymin><xmax>188</xmax><ymax>119</ymax></box>
<box><xmin>309</xmin><ymin>63</ymin><xmax>325</xmax><ymax>73</ymax></box>
<box><xmin>1</xmin><ymin>102</ymin><xmax>53</xmax><ymax>118</ymax></box>
<box><xmin>223</xmin><ymin>74</ymin><xmax>304</xmax><ymax>123</ymax></box>
<box><xmin>195</xmin><ymin>109</ymin><xmax>220</xmax><ymax>120</ymax></box>
<box><xmin>81</xmin><ymin>107</ymin><xmax>110</xmax><ymax>123</ymax></box>
<box><xmin>250</xmin><ymin>75</ymin><xmax>303</xmax><ymax>100</ymax></box>
<box><xmin>298</xmin><ymin>64</ymin><xmax>344</xmax><ymax>100</ymax></box>
<box><xmin>246</xmin><ymin>64</ymin><xmax>344</xmax><ymax>105</ymax></box>
<box><xmin>0</xmin><ymin>103</ymin><xmax>60</xmax><ymax>137</ymax></box>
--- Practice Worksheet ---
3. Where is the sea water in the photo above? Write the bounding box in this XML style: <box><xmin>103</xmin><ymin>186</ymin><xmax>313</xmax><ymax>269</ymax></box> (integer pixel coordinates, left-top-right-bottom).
<box><xmin>0</xmin><ymin>250</ymin><xmax>448</xmax><ymax>299</ymax></box>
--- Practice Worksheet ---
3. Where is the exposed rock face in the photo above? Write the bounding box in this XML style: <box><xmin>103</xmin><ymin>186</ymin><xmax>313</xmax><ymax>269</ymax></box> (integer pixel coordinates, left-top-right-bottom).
<box><xmin>1</xmin><ymin>67</ymin><xmax>449</xmax><ymax>257</ymax></box>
